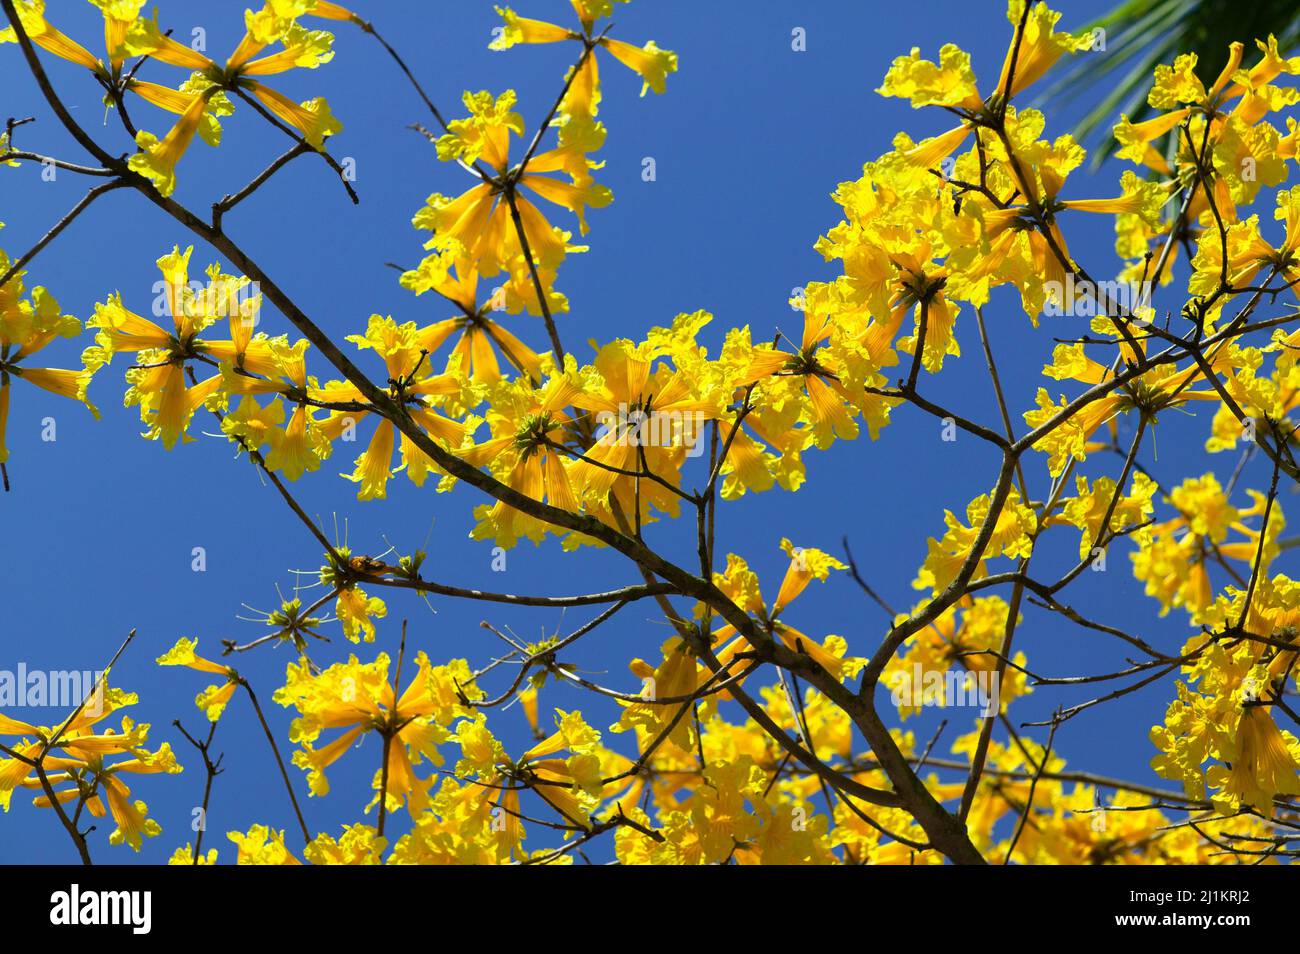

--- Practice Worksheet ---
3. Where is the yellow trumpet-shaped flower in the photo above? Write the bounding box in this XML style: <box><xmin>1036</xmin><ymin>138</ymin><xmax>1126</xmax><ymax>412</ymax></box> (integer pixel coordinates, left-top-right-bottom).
<box><xmin>773</xmin><ymin>538</ymin><xmax>848</xmax><ymax>615</ymax></box>
<box><xmin>994</xmin><ymin>0</ymin><xmax>1090</xmax><ymax>99</ymax></box>
<box><xmin>421</xmin><ymin>88</ymin><xmax>612</xmax><ymax>283</ymax></box>
<box><xmin>568</xmin><ymin>338</ymin><xmax>718</xmax><ymax>518</ymax></box>
<box><xmin>401</xmin><ymin>256</ymin><xmax>549</xmax><ymax>381</ymax></box>
<box><xmin>2</xmin><ymin>680</ymin><xmax>180</xmax><ymax>852</ymax></box>
<box><xmin>488</xmin><ymin>4</ymin><xmax>676</xmax><ymax>97</ymax></box>
<box><xmin>275</xmin><ymin>652</ymin><xmax>480</xmax><ymax>815</ymax></box>
<box><xmin>156</xmin><ymin>637</ymin><xmax>239</xmax><ymax>722</ymax></box>
<box><xmin>334</xmin><ymin>314</ymin><xmax>478</xmax><ymax>499</ymax></box>
<box><xmin>0</xmin><ymin>264</ymin><xmax>98</xmax><ymax>465</ymax></box>
<box><xmin>111</xmin><ymin>1</ymin><xmax>354</xmax><ymax>194</ymax></box>
<box><xmin>466</xmin><ymin>371</ymin><xmax>582</xmax><ymax>546</ymax></box>
<box><xmin>598</xmin><ymin>38</ymin><xmax>677</xmax><ymax>96</ymax></box>
<box><xmin>613</xmin><ymin>637</ymin><xmax>704</xmax><ymax>751</ymax></box>
<box><xmin>569</xmin><ymin>0</ymin><xmax>630</xmax><ymax>28</ymax></box>
<box><xmin>489</xmin><ymin>7</ymin><xmax>579</xmax><ymax>49</ymax></box>
<box><xmin>88</xmin><ymin>0</ymin><xmax>148</xmax><ymax>69</ymax></box>
<box><xmin>228</xmin><ymin>824</ymin><xmax>301</xmax><ymax>865</ymax></box>
<box><xmin>244</xmin><ymin>82</ymin><xmax>342</xmax><ymax>149</ymax></box>
<box><xmin>0</xmin><ymin>0</ymin><xmax>102</xmax><ymax>71</ymax></box>
<box><xmin>698</xmin><ymin>543</ymin><xmax>854</xmax><ymax>702</ymax></box>
<box><xmin>125</xmin><ymin>78</ymin><xmax>235</xmax><ymax>148</ymax></box>
<box><xmin>89</xmin><ymin>250</ymin><xmax>295</xmax><ymax>451</ymax></box>
<box><xmin>879</xmin><ymin>2</ymin><xmax>1086</xmax><ymax>177</ymax></box>
<box><xmin>129</xmin><ymin>92</ymin><xmax>215</xmax><ymax>197</ymax></box>
<box><xmin>1223</xmin><ymin>706</ymin><xmax>1300</xmax><ymax>809</ymax></box>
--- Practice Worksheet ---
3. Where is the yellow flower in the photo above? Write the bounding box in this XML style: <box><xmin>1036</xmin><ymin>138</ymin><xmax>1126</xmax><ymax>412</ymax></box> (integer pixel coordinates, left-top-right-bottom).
<box><xmin>489</xmin><ymin>7</ymin><xmax>578</xmax><ymax>50</ymax></box>
<box><xmin>706</xmin><ymin>543</ymin><xmax>854</xmax><ymax>682</ymax></box>
<box><xmin>1054</xmin><ymin>472</ymin><xmax>1158</xmax><ymax>560</ymax></box>
<box><xmin>89</xmin><ymin>251</ymin><xmax>300</xmax><ymax>451</ymax></box>
<box><xmin>487</xmin><ymin>5</ymin><xmax>676</xmax><ymax>96</ymax></box>
<box><xmin>914</xmin><ymin>487</ymin><xmax>1036</xmax><ymax>594</ymax></box>
<box><xmin>156</xmin><ymin>637</ymin><xmax>239</xmax><ymax>722</ymax></box>
<box><xmin>101</xmin><ymin>775</ymin><xmax>163</xmax><ymax>851</ymax></box>
<box><xmin>129</xmin><ymin>92</ymin><xmax>216</xmax><ymax>197</ymax></box>
<box><xmin>228</xmin><ymin>824</ymin><xmax>301</xmax><ymax>865</ymax></box>
<box><xmin>336</xmin><ymin>315</ymin><xmax>476</xmax><ymax>499</ymax></box>
<box><xmin>425</xmin><ymin>89</ymin><xmax>611</xmax><ymax>282</ymax></box>
<box><xmin>598</xmin><ymin>38</ymin><xmax>677</xmax><ymax>95</ymax></box>
<box><xmin>125</xmin><ymin>79</ymin><xmax>235</xmax><ymax>148</ymax></box>
<box><xmin>113</xmin><ymin>2</ymin><xmax>351</xmax><ymax>193</ymax></box>
<box><xmin>168</xmin><ymin>844</ymin><xmax>218</xmax><ymax>865</ymax></box>
<box><xmin>878</xmin><ymin>3</ymin><xmax>1085</xmax><ymax>172</ymax></box>
<box><xmin>567</xmin><ymin>336</ymin><xmax>719</xmax><ymax>519</ymax></box>
<box><xmin>773</xmin><ymin>538</ymin><xmax>847</xmax><ymax>615</ymax></box>
<box><xmin>0</xmin><ymin>271</ymin><xmax>98</xmax><ymax>465</ymax></box>
<box><xmin>994</xmin><ymin>1</ymin><xmax>1090</xmax><ymax>99</ymax></box>
<box><xmin>2</xmin><ymin>681</ymin><xmax>179</xmax><ymax>852</ymax></box>
<box><xmin>878</xmin><ymin>42</ymin><xmax>982</xmax><ymax>110</ymax></box>
<box><xmin>465</xmin><ymin>371</ymin><xmax>584</xmax><ymax>547</ymax></box>
<box><xmin>304</xmin><ymin>824</ymin><xmax>386</xmax><ymax>864</ymax></box>
<box><xmin>275</xmin><ymin>653</ymin><xmax>478</xmax><ymax>812</ymax></box>
<box><xmin>1222</xmin><ymin>706</ymin><xmax>1300</xmax><ymax>809</ymax></box>
<box><xmin>569</xmin><ymin>0</ymin><xmax>630</xmax><ymax>28</ymax></box>
<box><xmin>245</xmin><ymin>84</ymin><xmax>342</xmax><ymax>148</ymax></box>
<box><xmin>0</xmin><ymin>0</ymin><xmax>102</xmax><ymax>72</ymax></box>
<box><xmin>400</xmin><ymin>255</ymin><xmax>548</xmax><ymax>381</ymax></box>
<box><xmin>1131</xmin><ymin>475</ymin><xmax>1280</xmax><ymax>619</ymax></box>
<box><xmin>334</xmin><ymin>584</ymin><xmax>387</xmax><ymax>643</ymax></box>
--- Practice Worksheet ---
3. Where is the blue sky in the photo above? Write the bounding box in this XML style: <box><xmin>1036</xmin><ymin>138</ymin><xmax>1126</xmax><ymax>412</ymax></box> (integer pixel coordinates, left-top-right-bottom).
<box><xmin>1</xmin><ymin>0</ymin><xmax>1265</xmax><ymax>864</ymax></box>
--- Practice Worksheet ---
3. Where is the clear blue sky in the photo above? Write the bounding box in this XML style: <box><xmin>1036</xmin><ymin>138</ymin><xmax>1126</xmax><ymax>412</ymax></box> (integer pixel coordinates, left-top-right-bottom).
<box><xmin>2</xmin><ymin>0</ymin><xmax>1249</xmax><ymax>864</ymax></box>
